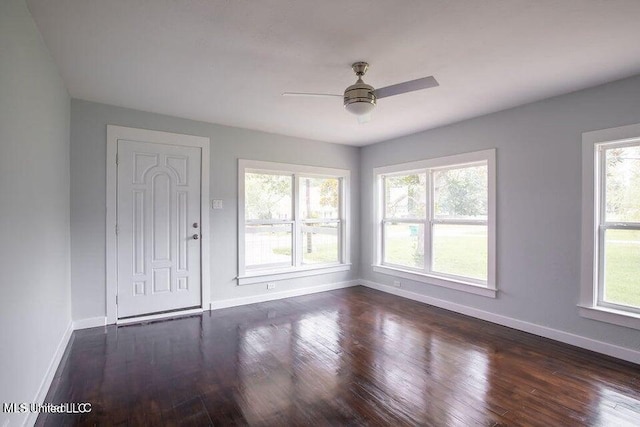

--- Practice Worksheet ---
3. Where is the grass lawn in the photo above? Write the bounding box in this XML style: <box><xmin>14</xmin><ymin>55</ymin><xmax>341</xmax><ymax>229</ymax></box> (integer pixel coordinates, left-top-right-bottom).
<box><xmin>384</xmin><ymin>226</ymin><xmax>639</xmax><ymax>308</ymax></box>
<box><xmin>604</xmin><ymin>229</ymin><xmax>640</xmax><ymax>308</ymax></box>
<box><xmin>384</xmin><ymin>224</ymin><xmax>487</xmax><ymax>280</ymax></box>
<box><xmin>432</xmin><ymin>224</ymin><xmax>487</xmax><ymax>280</ymax></box>
<box><xmin>303</xmin><ymin>241</ymin><xmax>338</xmax><ymax>264</ymax></box>
<box><xmin>275</xmin><ymin>227</ymin><xmax>639</xmax><ymax>309</ymax></box>
<box><xmin>273</xmin><ymin>233</ymin><xmax>338</xmax><ymax>264</ymax></box>
<box><xmin>384</xmin><ymin>223</ymin><xmax>424</xmax><ymax>269</ymax></box>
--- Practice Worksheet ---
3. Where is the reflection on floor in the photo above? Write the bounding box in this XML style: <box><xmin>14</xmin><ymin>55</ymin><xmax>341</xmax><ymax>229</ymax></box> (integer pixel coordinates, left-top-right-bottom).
<box><xmin>38</xmin><ymin>286</ymin><xmax>640</xmax><ymax>426</ymax></box>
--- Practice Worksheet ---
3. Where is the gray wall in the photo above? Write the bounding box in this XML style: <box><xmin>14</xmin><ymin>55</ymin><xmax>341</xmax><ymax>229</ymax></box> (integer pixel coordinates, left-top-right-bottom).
<box><xmin>70</xmin><ymin>100</ymin><xmax>360</xmax><ymax>321</ymax></box>
<box><xmin>0</xmin><ymin>0</ymin><xmax>71</xmax><ymax>426</ymax></box>
<box><xmin>360</xmin><ymin>75</ymin><xmax>640</xmax><ymax>352</ymax></box>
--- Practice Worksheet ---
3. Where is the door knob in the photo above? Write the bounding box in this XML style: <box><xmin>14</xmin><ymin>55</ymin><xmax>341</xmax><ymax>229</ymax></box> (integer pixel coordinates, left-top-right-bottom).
<box><xmin>192</xmin><ymin>234</ymin><xmax>199</xmax><ymax>240</ymax></box>
<box><xmin>193</xmin><ymin>222</ymin><xmax>198</xmax><ymax>228</ymax></box>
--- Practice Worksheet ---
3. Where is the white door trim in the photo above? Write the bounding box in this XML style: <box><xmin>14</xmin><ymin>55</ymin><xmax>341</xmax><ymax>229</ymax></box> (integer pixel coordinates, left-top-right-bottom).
<box><xmin>106</xmin><ymin>125</ymin><xmax>211</xmax><ymax>325</ymax></box>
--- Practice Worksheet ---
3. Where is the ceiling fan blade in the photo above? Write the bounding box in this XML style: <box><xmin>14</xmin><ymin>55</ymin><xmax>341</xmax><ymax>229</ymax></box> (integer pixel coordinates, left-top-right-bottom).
<box><xmin>357</xmin><ymin>113</ymin><xmax>372</xmax><ymax>124</ymax></box>
<box><xmin>374</xmin><ymin>76</ymin><xmax>439</xmax><ymax>99</ymax></box>
<box><xmin>282</xmin><ymin>92</ymin><xmax>342</xmax><ymax>98</ymax></box>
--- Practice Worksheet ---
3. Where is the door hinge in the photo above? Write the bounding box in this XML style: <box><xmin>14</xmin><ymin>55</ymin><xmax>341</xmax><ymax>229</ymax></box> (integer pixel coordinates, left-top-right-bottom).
<box><xmin>115</xmin><ymin>153</ymin><xmax>119</xmax><ymax>165</ymax></box>
<box><xmin>115</xmin><ymin>224</ymin><xmax>119</xmax><ymax>235</ymax></box>
<box><xmin>116</xmin><ymin>295</ymin><xmax>118</xmax><ymax>305</ymax></box>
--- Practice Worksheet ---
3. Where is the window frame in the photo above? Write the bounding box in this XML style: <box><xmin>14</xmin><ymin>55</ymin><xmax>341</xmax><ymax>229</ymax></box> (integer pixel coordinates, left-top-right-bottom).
<box><xmin>238</xmin><ymin>159</ymin><xmax>350</xmax><ymax>285</ymax></box>
<box><xmin>580</xmin><ymin>124</ymin><xmax>640</xmax><ymax>330</ymax></box>
<box><xmin>373</xmin><ymin>149</ymin><xmax>496</xmax><ymax>298</ymax></box>
<box><xmin>380</xmin><ymin>170</ymin><xmax>427</xmax><ymax>272</ymax></box>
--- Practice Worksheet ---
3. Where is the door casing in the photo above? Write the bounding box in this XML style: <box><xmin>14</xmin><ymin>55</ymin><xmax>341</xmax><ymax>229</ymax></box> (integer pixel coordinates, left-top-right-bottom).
<box><xmin>106</xmin><ymin>125</ymin><xmax>210</xmax><ymax>324</ymax></box>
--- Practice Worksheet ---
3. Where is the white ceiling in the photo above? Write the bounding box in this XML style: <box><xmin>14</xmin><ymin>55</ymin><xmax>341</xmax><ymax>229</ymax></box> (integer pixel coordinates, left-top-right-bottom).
<box><xmin>27</xmin><ymin>0</ymin><xmax>640</xmax><ymax>146</ymax></box>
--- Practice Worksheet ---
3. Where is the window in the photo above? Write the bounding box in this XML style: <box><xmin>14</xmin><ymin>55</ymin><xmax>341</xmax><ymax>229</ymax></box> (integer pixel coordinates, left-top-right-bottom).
<box><xmin>581</xmin><ymin>124</ymin><xmax>640</xmax><ymax>329</ymax></box>
<box><xmin>238</xmin><ymin>160</ymin><xmax>350</xmax><ymax>285</ymax></box>
<box><xmin>374</xmin><ymin>149</ymin><xmax>496</xmax><ymax>297</ymax></box>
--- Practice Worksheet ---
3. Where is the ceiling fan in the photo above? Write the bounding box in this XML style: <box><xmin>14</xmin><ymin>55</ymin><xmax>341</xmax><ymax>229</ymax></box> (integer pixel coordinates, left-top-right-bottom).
<box><xmin>283</xmin><ymin>62</ymin><xmax>439</xmax><ymax>122</ymax></box>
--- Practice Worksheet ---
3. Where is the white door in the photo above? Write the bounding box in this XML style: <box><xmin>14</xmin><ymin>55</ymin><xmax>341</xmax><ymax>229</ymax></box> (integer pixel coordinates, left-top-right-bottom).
<box><xmin>117</xmin><ymin>139</ymin><xmax>202</xmax><ymax>318</ymax></box>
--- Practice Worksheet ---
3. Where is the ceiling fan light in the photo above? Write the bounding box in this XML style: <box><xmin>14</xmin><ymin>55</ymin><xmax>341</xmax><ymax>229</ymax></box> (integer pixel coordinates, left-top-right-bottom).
<box><xmin>344</xmin><ymin>78</ymin><xmax>376</xmax><ymax>116</ymax></box>
<box><xmin>344</xmin><ymin>100</ymin><xmax>376</xmax><ymax>116</ymax></box>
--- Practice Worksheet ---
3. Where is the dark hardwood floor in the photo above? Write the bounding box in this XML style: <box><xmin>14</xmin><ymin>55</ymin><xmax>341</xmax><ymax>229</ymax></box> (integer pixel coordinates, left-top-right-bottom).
<box><xmin>38</xmin><ymin>286</ymin><xmax>640</xmax><ymax>426</ymax></box>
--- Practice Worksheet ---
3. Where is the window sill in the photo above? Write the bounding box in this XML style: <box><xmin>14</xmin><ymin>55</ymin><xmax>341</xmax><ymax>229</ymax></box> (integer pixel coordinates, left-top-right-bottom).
<box><xmin>238</xmin><ymin>264</ymin><xmax>351</xmax><ymax>285</ymax></box>
<box><xmin>372</xmin><ymin>265</ymin><xmax>497</xmax><ymax>298</ymax></box>
<box><xmin>578</xmin><ymin>304</ymin><xmax>640</xmax><ymax>330</ymax></box>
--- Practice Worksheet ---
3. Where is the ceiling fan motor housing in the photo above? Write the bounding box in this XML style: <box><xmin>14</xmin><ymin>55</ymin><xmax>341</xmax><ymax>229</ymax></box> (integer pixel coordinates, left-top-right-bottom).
<box><xmin>344</xmin><ymin>78</ymin><xmax>376</xmax><ymax>115</ymax></box>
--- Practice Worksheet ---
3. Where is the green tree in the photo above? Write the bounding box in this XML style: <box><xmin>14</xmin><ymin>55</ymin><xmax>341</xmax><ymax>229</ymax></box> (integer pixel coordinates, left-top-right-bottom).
<box><xmin>606</xmin><ymin>146</ymin><xmax>640</xmax><ymax>221</ymax></box>
<box><xmin>434</xmin><ymin>166</ymin><xmax>487</xmax><ymax>218</ymax></box>
<box><xmin>245</xmin><ymin>173</ymin><xmax>292</xmax><ymax>220</ymax></box>
<box><xmin>385</xmin><ymin>174</ymin><xmax>426</xmax><ymax>218</ymax></box>
<box><xmin>606</xmin><ymin>148</ymin><xmax>625</xmax><ymax>219</ymax></box>
<box><xmin>319</xmin><ymin>178</ymin><xmax>339</xmax><ymax>213</ymax></box>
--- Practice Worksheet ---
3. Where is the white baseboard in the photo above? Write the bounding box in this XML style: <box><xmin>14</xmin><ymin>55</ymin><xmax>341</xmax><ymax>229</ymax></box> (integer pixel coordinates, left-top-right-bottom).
<box><xmin>24</xmin><ymin>321</ymin><xmax>74</xmax><ymax>427</ymax></box>
<box><xmin>73</xmin><ymin>316</ymin><xmax>106</xmax><ymax>330</ymax></box>
<box><xmin>72</xmin><ymin>280</ymin><xmax>358</xmax><ymax>327</ymax></box>
<box><xmin>210</xmin><ymin>280</ymin><xmax>359</xmax><ymax>310</ymax></box>
<box><xmin>360</xmin><ymin>279</ymin><xmax>640</xmax><ymax>365</ymax></box>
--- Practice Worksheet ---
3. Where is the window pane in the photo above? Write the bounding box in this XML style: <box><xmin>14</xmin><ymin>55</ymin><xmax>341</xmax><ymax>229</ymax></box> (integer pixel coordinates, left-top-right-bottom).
<box><xmin>384</xmin><ymin>174</ymin><xmax>426</xmax><ymax>219</ymax></box>
<box><xmin>245</xmin><ymin>224</ymin><xmax>292</xmax><ymax>269</ymax></box>
<box><xmin>605</xmin><ymin>145</ymin><xmax>640</xmax><ymax>223</ymax></box>
<box><xmin>383</xmin><ymin>223</ymin><xmax>424</xmax><ymax>269</ymax></box>
<box><xmin>302</xmin><ymin>222</ymin><xmax>339</xmax><ymax>265</ymax></box>
<box><xmin>245</xmin><ymin>173</ymin><xmax>292</xmax><ymax>220</ymax></box>
<box><xmin>300</xmin><ymin>177</ymin><xmax>339</xmax><ymax>219</ymax></box>
<box><xmin>432</xmin><ymin>224</ymin><xmax>487</xmax><ymax>281</ymax></box>
<box><xmin>603</xmin><ymin>229</ymin><xmax>640</xmax><ymax>309</ymax></box>
<box><xmin>434</xmin><ymin>165</ymin><xmax>487</xmax><ymax>220</ymax></box>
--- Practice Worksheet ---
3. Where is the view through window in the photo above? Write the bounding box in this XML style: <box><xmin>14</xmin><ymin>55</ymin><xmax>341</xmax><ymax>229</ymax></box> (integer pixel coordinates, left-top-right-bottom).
<box><xmin>599</xmin><ymin>142</ymin><xmax>640</xmax><ymax>312</ymax></box>
<box><xmin>376</xmin><ymin>150</ymin><xmax>494</xmax><ymax>290</ymax></box>
<box><xmin>239</xmin><ymin>160</ymin><xmax>349</xmax><ymax>280</ymax></box>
